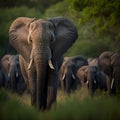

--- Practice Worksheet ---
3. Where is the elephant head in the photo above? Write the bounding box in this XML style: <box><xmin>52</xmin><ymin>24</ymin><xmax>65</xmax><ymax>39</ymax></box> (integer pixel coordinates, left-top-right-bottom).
<box><xmin>59</xmin><ymin>56</ymin><xmax>88</xmax><ymax>94</ymax></box>
<box><xmin>76</xmin><ymin>65</ymin><xmax>88</xmax><ymax>87</ymax></box>
<box><xmin>77</xmin><ymin>65</ymin><xmax>107</xmax><ymax>96</ymax></box>
<box><xmin>9</xmin><ymin>17</ymin><xmax>78</xmax><ymax>110</ymax></box>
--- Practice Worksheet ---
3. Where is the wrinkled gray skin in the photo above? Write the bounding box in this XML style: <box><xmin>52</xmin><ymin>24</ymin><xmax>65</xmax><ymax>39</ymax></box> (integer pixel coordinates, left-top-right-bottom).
<box><xmin>98</xmin><ymin>51</ymin><xmax>120</xmax><ymax>95</ymax></box>
<box><xmin>59</xmin><ymin>56</ymin><xmax>88</xmax><ymax>94</ymax></box>
<box><xmin>0</xmin><ymin>54</ymin><xmax>26</xmax><ymax>94</ymax></box>
<box><xmin>77</xmin><ymin>65</ymin><xmax>107</xmax><ymax>96</ymax></box>
<box><xmin>9</xmin><ymin>17</ymin><xmax>78</xmax><ymax>110</ymax></box>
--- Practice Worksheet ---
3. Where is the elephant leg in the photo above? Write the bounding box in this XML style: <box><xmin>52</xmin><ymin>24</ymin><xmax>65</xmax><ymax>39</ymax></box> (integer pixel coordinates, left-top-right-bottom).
<box><xmin>106</xmin><ymin>75</ymin><xmax>112</xmax><ymax>95</ymax></box>
<box><xmin>28</xmin><ymin>66</ymin><xmax>36</xmax><ymax>107</ymax></box>
<box><xmin>10</xmin><ymin>70</ymin><xmax>17</xmax><ymax>92</ymax></box>
<box><xmin>66</xmin><ymin>76</ymin><xmax>71</xmax><ymax>95</ymax></box>
<box><xmin>5</xmin><ymin>75</ymin><xmax>10</xmax><ymax>89</ymax></box>
<box><xmin>61</xmin><ymin>79</ymin><xmax>65</xmax><ymax>91</ymax></box>
<box><xmin>47</xmin><ymin>68</ymin><xmax>58</xmax><ymax>110</ymax></box>
<box><xmin>11</xmin><ymin>75</ymin><xmax>17</xmax><ymax>92</ymax></box>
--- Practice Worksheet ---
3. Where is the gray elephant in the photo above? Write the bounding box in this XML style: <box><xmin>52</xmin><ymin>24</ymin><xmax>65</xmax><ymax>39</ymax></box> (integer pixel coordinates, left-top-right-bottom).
<box><xmin>98</xmin><ymin>51</ymin><xmax>120</xmax><ymax>95</ymax></box>
<box><xmin>0</xmin><ymin>54</ymin><xmax>26</xmax><ymax>94</ymax></box>
<box><xmin>76</xmin><ymin>65</ymin><xmax>107</xmax><ymax>96</ymax></box>
<box><xmin>9</xmin><ymin>17</ymin><xmax>78</xmax><ymax>110</ymax></box>
<box><xmin>59</xmin><ymin>55</ymin><xmax>88</xmax><ymax>94</ymax></box>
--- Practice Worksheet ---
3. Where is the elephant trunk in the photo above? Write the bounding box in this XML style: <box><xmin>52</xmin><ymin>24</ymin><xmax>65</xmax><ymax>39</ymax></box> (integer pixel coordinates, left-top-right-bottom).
<box><xmin>87</xmin><ymin>67</ymin><xmax>96</xmax><ymax>96</ymax></box>
<box><xmin>33</xmin><ymin>45</ymin><xmax>48</xmax><ymax>110</ymax></box>
<box><xmin>9</xmin><ymin>64</ymin><xmax>17</xmax><ymax>92</ymax></box>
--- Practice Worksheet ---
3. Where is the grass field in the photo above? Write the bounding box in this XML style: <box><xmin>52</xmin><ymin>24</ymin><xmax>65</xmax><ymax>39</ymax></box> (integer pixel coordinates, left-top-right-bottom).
<box><xmin>0</xmin><ymin>88</ymin><xmax>120</xmax><ymax>120</ymax></box>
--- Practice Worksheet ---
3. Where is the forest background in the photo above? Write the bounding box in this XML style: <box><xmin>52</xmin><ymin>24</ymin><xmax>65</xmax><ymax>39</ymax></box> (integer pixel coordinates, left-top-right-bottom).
<box><xmin>0</xmin><ymin>0</ymin><xmax>120</xmax><ymax>58</ymax></box>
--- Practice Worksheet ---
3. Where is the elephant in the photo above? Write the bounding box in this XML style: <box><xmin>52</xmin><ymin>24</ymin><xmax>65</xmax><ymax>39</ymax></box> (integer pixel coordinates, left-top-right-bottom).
<box><xmin>76</xmin><ymin>65</ymin><xmax>107</xmax><ymax>96</ymax></box>
<box><xmin>98</xmin><ymin>51</ymin><xmax>120</xmax><ymax>95</ymax></box>
<box><xmin>0</xmin><ymin>54</ymin><xmax>26</xmax><ymax>94</ymax></box>
<box><xmin>59</xmin><ymin>55</ymin><xmax>88</xmax><ymax>94</ymax></box>
<box><xmin>9</xmin><ymin>16</ymin><xmax>78</xmax><ymax>110</ymax></box>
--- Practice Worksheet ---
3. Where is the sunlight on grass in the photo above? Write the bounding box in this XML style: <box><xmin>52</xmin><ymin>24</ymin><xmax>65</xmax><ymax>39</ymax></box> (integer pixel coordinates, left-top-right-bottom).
<box><xmin>0</xmin><ymin>88</ymin><xmax>120</xmax><ymax>120</ymax></box>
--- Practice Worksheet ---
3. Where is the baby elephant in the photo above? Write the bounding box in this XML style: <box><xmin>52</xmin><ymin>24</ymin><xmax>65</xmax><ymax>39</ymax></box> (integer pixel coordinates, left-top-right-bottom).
<box><xmin>0</xmin><ymin>54</ymin><xmax>26</xmax><ymax>94</ymax></box>
<box><xmin>76</xmin><ymin>65</ymin><xmax>108</xmax><ymax>96</ymax></box>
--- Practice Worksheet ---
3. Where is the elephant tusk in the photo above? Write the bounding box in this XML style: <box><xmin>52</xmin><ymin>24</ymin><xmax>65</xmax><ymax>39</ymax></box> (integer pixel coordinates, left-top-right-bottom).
<box><xmin>16</xmin><ymin>72</ymin><xmax>19</xmax><ymax>77</ymax></box>
<box><xmin>27</xmin><ymin>30</ymin><xmax>32</xmax><ymax>44</ymax></box>
<box><xmin>86</xmin><ymin>80</ymin><xmax>89</xmax><ymax>84</ymax></box>
<box><xmin>28</xmin><ymin>58</ymin><xmax>33</xmax><ymax>70</ymax></box>
<box><xmin>28</xmin><ymin>48</ymin><xmax>34</xmax><ymax>70</ymax></box>
<box><xmin>61</xmin><ymin>74</ymin><xmax>65</xmax><ymax>81</ymax></box>
<box><xmin>111</xmin><ymin>78</ymin><xmax>114</xmax><ymax>89</ymax></box>
<box><xmin>8</xmin><ymin>72</ymin><xmax>10</xmax><ymax>78</ymax></box>
<box><xmin>48</xmin><ymin>59</ymin><xmax>54</xmax><ymax>69</ymax></box>
<box><xmin>72</xmin><ymin>74</ymin><xmax>75</xmax><ymax>79</ymax></box>
<box><xmin>94</xmin><ymin>80</ymin><xmax>96</xmax><ymax>84</ymax></box>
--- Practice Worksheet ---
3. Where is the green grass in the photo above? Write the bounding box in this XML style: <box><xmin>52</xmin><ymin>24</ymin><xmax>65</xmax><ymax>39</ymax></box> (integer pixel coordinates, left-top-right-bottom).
<box><xmin>0</xmin><ymin>88</ymin><xmax>120</xmax><ymax>120</ymax></box>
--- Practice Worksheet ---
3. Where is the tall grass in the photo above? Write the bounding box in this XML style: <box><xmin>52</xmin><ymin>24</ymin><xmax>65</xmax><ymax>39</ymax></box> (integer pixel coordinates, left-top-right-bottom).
<box><xmin>0</xmin><ymin>88</ymin><xmax>120</xmax><ymax>120</ymax></box>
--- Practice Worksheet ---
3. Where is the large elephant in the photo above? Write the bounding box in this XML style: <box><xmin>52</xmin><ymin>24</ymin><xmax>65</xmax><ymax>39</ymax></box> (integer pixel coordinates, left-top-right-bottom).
<box><xmin>9</xmin><ymin>17</ymin><xmax>78</xmax><ymax>110</ymax></box>
<box><xmin>0</xmin><ymin>54</ymin><xmax>26</xmax><ymax>94</ymax></box>
<box><xmin>59</xmin><ymin>56</ymin><xmax>88</xmax><ymax>94</ymax></box>
<box><xmin>76</xmin><ymin>65</ymin><xmax>107</xmax><ymax>96</ymax></box>
<box><xmin>98</xmin><ymin>51</ymin><xmax>120</xmax><ymax>95</ymax></box>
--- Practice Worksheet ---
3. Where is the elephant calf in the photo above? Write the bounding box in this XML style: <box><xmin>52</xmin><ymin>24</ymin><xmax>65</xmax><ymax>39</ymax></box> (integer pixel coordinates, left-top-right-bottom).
<box><xmin>76</xmin><ymin>65</ymin><xmax>108</xmax><ymax>96</ymax></box>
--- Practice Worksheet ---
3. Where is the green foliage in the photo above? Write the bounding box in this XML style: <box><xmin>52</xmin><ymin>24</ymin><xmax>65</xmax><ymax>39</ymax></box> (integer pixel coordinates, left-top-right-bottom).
<box><xmin>0</xmin><ymin>0</ymin><xmax>35</xmax><ymax>8</ymax></box>
<box><xmin>44</xmin><ymin>1</ymin><xmax>70</xmax><ymax>18</ymax></box>
<box><xmin>0</xmin><ymin>89</ymin><xmax>120</xmax><ymax>120</ymax></box>
<box><xmin>0</xmin><ymin>0</ymin><xmax>62</xmax><ymax>13</ymax></box>
<box><xmin>44</xmin><ymin>0</ymin><xmax>78</xmax><ymax>23</ymax></box>
<box><xmin>71</xmin><ymin>0</ymin><xmax>120</xmax><ymax>41</ymax></box>
<box><xmin>1</xmin><ymin>0</ymin><xmax>120</xmax><ymax>58</ymax></box>
<box><xmin>0</xmin><ymin>91</ymin><xmax>39</xmax><ymax>120</ymax></box>
<box><xmin>66</xmin><ymin>39</ymin><xmax>111</xmax><ymax>58</ymax></box>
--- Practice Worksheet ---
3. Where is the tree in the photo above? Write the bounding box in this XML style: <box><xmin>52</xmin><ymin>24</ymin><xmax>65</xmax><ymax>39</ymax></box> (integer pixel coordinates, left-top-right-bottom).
<box><xmin>71</xmin><ymin>0</ymin><xmax>120</xmax><ymax>41</ymax></box>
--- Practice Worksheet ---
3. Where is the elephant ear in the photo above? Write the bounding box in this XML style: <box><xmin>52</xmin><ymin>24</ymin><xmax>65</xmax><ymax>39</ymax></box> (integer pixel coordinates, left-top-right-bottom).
<box><xmin>48</xmin><ymin>17</ymin><xmax>78</xmax><ymax>61</ymax></box>
<box><xmin>9</xmin><ymin>17</ymin><xmax>35</xmax><ymax>62</ymax></box>
<box><xmin>111</xmin><ymin>52</ymin><xmax>120</xmax><ymax>66</ymax></box>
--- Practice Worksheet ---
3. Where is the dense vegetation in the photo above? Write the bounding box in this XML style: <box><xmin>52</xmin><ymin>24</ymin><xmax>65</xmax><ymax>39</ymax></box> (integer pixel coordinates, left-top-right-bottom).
<box><xmin>0</xmin><ymin>0</ymin><xmax>120</xmax><ymax>58</ymax></box>
<box><xmin>0</xmin><ymin>88</ymin><xmax>120</xmax><ymax>120</ymax></box>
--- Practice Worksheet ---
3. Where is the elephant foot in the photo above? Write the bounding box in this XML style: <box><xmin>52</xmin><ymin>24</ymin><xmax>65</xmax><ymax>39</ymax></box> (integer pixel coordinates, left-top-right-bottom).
<box><xmin>30</xmin><ymin>93</ymin><xmax>36</xmax><ymax>108</ymax></box>
<box><xmin>47</xmin><ymin>86</ymin><xmax>57</xmax><ymax>110</ymax></box>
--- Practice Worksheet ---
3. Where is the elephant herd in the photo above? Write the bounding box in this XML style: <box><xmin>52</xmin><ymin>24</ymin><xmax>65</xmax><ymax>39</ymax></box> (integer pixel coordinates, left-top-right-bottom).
<box><xmin>59</xmin><ymin>51</ymin><xmax>120</xmax><ymax>96</ymax></box>
<box><xmin>0</xmin><ymin>16</ymin><xmax>120</xmax><ymax>111</ymax></box>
